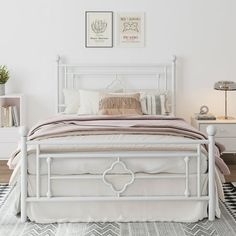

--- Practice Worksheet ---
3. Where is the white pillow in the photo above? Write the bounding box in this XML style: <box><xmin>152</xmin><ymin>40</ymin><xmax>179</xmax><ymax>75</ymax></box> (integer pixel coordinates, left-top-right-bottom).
<box><xmin>63</xmin><ymin>89</ymin><xmax>80</xmax><ymax>114</ymax></box>
<box><xmin>77</xmin><ymin>90</ymin><xmax>101</xmax><ymax>115</ymax></box>
<box><xmin>78</xmin><ymin>89</ymin><xmax>123</xmax><ymax>115</ymax></box>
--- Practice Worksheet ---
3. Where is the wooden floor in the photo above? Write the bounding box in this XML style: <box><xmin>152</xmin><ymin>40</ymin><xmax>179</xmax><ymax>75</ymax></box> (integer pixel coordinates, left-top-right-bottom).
<box><xmin>223</xmin><ymin>154</ymin><xmax>236</xmax><ymax>182</ymax></box>
<box><xmin>0</xmin><ymin>160</ymin><xmax>12</xmax><ymax>183</ymax></box>
<box><xmin>0</xmin><ymin>155</ymin><xmax>236</xmax><ymax>184</ymax></box>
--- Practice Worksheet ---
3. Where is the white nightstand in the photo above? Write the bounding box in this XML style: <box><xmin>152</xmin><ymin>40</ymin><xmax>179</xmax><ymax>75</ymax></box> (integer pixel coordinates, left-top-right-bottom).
<box><xmin>0</xmin><ymin>94</ymin><xmax>24</xmax><ymax>160</ymax></box>
<box><xmin>191</xmin><ymin>117</ymin><xmax>236</xmax><ymax>154</ymax></box>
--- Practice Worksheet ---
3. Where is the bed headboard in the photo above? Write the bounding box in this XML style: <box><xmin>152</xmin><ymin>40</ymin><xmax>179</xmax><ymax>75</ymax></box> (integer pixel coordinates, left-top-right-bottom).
<box><xmin>56</xmin><ymin>56</ymin><xmax>177</xmax><ymax>115</ymax></box>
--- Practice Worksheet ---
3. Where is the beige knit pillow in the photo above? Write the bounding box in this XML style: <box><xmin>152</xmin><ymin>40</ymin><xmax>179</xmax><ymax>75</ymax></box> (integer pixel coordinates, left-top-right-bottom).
<box><xmin>98</xmin><ymin>93</ymin><xmax>143</xmax><ymax>115</ymax></box>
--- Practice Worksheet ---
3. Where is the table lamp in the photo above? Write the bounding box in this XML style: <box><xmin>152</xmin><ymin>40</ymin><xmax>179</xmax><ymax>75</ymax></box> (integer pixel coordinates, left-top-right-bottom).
<box><xmin>214</xmin><ymin>81</ymin><xmax>236</xmax><ymax>119</ymax></box>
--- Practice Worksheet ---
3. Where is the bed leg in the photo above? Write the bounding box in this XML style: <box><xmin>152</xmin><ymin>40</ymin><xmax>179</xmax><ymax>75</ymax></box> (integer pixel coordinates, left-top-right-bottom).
<box><xmin>20</xmin><ymin>126</ymin><xmax>28</xmax><ymax>223</ymax></box>
<box><xmin>207</xmin><ymin>125</ymin><xmax>216</xmax><ymax>221</ymax></box>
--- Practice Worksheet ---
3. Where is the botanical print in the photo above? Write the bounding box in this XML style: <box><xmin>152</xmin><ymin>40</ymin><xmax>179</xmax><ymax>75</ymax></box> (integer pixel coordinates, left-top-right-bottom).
<box><xmin>86</xmin><ymin>11</ymin><xmax>113</xmax><ymax>48</ymax></box>
<box><xmin>91</xmin><ymin>20</ymin><xmax>107</xmax><ymax>34</ymax></box>
<box><xmin>117</xmin><ymin>13</ymin><xmax>145</xmax><ymax>47</ymax></box>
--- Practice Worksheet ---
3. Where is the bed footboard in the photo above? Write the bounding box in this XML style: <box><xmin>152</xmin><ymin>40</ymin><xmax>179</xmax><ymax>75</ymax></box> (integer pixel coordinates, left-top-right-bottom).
<box><xmin>20</xmin><ymin>125</ymin><xmax>217</xmax><ymax>222</ymax></box>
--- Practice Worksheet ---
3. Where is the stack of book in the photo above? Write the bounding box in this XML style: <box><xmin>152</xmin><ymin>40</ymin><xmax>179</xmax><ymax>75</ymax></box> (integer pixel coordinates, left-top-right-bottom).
<box><xmin>194</xmin><ymin>113</ymin><xmax>216</xmax><ymax>120</ymax></box>
<box><xmin>0</xmin><ymin>106</ymin><xmax>20</xmax><ymax>127</ymax></box>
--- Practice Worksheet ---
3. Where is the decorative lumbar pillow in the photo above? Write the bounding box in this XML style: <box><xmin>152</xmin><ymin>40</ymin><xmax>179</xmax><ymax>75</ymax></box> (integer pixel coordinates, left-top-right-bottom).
<box><xmin>63</xmin><ymin>89</ymin><xmax>80</xmax><ymax>114</ymax></box>
<box><xmin>98</xmin><ymin>93</ymin><xmax>143</xmax><ymax>115</ymax></box>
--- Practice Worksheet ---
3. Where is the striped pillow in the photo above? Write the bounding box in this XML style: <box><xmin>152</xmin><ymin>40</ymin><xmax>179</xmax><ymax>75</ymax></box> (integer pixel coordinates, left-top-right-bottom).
<box><xmin>140</xmin><ymin>93</ymin><xmax>168</xmax><ymax>115</ymax></box>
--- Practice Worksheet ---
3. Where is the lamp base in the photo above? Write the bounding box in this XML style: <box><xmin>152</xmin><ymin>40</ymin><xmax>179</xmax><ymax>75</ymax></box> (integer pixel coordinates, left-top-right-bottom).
<box><xmin>217</xmin><ymin>116</ymin><xmax>235</xmax><ymax>120</ymax></box>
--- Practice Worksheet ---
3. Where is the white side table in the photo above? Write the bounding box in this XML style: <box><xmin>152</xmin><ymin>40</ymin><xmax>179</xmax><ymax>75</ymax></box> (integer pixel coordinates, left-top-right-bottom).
<box><xmin>191</xmin><ymin>117</ymin><xmax>236</xmax><ymax>154</ymax></box>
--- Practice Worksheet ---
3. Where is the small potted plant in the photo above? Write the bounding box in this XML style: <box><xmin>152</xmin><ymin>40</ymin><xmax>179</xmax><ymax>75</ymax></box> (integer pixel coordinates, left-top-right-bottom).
<box><xmin>0</xmin><ymin>65</ymin><xmax>10</xmax><ymax>96</ymax></box>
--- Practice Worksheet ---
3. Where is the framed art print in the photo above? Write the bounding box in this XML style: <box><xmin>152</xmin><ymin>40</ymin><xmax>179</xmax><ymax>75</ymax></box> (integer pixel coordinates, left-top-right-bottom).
<box><xmin>117</xmin><ymin>12</ymin><xmax>145</xmax><ymax>47</ymax></box>
<box><xmin>85</xmin><ymin>11</ymin><xmax>113</xmax><ymax>48</ymax></box>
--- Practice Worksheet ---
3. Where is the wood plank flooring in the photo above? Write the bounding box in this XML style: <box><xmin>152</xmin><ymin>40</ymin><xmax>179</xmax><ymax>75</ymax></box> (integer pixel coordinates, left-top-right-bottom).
<box><xmin>0</xmin><ymin>160</ymin><xmax>12</xmax><ymax>183</ymax></box>
<box><xmin>223</xmin><ymin>154</ymin><xmax>236</xmax><ymax>182</ymax></box>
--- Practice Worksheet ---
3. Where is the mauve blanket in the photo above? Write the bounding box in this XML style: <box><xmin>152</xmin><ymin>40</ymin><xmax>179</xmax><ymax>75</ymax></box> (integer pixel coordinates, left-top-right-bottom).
<box><xmin>16</xmin><ymin>115</ymin><xmax>230</xmax><ymax>175</ymax></box>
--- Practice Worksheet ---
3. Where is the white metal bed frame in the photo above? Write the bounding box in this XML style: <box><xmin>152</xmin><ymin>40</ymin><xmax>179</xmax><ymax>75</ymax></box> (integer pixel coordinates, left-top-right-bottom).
<box><xmin>20</xmin><ymin>56</ymin><xmax>216</xmax><ymax>222</ymax></box>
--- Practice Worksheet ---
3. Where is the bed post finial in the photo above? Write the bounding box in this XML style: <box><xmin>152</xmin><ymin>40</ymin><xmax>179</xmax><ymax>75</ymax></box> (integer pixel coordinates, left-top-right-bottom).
<box><xmin>20</xmin><ymin>126</ymin><xmax>28</xmax><ymax>137</ymax></box>
<box><xmin>207</xmin><ymin>125</ymin><xmax>216</xmax><ymax>136</ymax></box>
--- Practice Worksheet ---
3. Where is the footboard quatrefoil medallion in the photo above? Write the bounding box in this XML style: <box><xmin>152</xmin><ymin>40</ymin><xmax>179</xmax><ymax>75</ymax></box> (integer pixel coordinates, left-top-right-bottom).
<box><xmin>102</xmin><ymin>157</ymin><xmax>135</xmax><ymax>197</ymax></box>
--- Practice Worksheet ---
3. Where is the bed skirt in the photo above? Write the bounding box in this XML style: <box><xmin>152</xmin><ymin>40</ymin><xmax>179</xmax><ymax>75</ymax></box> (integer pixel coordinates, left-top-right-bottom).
<box><xmin>12</xmin><ymin>173</ymin><xmax>221</xmax><ymax>223</ymax></box>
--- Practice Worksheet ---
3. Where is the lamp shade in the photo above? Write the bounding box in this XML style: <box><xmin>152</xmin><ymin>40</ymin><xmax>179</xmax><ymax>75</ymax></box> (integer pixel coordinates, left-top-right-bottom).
<box><xmin>214</xmin><ymin>81</ymin><xmax>236</xmax><ymax>91</ymax></box>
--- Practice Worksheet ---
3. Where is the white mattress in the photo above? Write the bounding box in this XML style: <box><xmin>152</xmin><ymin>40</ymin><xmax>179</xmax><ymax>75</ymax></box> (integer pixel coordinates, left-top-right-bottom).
<box><xmin>24</xmin><ymin>134</ymin><xmax>208</xmax><ymax>175</ymax></box>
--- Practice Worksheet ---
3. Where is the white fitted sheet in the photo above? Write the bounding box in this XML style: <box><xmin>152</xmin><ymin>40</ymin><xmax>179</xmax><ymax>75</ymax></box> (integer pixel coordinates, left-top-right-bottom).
<box><xmin>25</xmin><ymin>134</ymin><xmax>208</xmax><ymax>175</ymax></box>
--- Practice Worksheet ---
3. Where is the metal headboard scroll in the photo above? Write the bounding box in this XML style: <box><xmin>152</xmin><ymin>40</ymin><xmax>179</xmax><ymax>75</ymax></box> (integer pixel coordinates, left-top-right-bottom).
<box><xmin>56</xmin><ymin>55</ymin><xmax>177</xmax><ymax>115</ymax></box>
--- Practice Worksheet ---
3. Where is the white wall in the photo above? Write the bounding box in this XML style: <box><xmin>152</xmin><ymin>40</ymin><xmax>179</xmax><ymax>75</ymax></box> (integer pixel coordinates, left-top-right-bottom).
<box><xmin>1</xmin><ymin>0</ymin><xmax>236</xmax><ymax>127</ymax></box>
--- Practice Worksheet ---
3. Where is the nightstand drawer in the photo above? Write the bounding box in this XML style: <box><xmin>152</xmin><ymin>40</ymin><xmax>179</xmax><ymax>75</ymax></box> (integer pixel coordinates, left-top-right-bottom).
<box><xmin>216</xmin><ymin>138</ymin><xmax>236</xmax><ymax>153</ymax></box>
<box><xmin>199</xmin><ymin>124</ymin><xmax>236</xmax><ymax>138</ymax></box>
<box><xmin>0</xmin><ymin>142</ymin><xmax>18</xmax><ymax>160</ymax></box>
